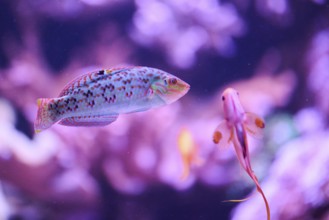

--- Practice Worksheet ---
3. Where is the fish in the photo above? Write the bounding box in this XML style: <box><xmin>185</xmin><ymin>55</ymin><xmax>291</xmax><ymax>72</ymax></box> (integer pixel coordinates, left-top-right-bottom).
<box><xmin>35</xmin><ymin>66</ymin><xmax>190</xmax><ymax>133</ymax></box>
<box><xmin>177</xmin><ymin>127</ymin><xmax>203</xmax><ymax>180</ymax></box>
<box><xmin>212</xmin><ymin>88</ymin><xmax>270</xmax><ymax>220</ymax></box>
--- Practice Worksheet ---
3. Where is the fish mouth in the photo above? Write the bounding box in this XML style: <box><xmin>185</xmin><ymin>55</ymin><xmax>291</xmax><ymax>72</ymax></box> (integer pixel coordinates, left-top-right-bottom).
<box><xmin>158</xmin><ymin>80</ymin><xmax>190</xmax><ymax>104</ymax></box>
<box><xmin>167</xmin><ymin>80</ymin><xmax>190</xmax><ymax>95</ymax></box>
<box><xmin>180</xmin><ymin>81</ymin><xmax>190</xmax><ymax>93</ymax></box>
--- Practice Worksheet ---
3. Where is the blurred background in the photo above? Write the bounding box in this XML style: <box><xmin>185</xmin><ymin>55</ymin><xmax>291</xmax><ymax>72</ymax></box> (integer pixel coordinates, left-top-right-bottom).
<box><xmin>0</xmin><ymin>0</ymin><xmax>329</xmax><ymax>219</ymax></box>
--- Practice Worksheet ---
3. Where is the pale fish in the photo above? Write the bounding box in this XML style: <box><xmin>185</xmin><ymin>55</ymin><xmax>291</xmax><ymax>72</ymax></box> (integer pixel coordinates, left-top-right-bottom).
<box><xmin>212</xmin><ymin>88</ymin><xmax>270</xmax><ymax>220</ymax></box>
<box><xmin>35</xmin><ymin>66</ymin><xmax>190</xmax><ymax>133</ymax></box>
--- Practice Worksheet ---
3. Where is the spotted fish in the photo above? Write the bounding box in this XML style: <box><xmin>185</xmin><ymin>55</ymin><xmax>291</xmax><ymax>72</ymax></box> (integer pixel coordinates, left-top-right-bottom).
<box><xmin>35</xmin><ymin>66</ymin><xmax>190</xmax><ymax>133</ymax></box>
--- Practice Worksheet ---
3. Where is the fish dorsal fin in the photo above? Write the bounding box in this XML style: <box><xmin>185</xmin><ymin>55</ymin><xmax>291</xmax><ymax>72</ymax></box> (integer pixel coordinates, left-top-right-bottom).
<box><xmin>58</xmin><ymin>68</ymin><xmax>129</xmax><ymax>97</ymax></box>
<box><xmin>59</xmin><ymin>114</ymin><xmax>119</xmax><ymax>127</ymax></box>
<box><xmin>59</xmin><ymin>74</ymin><xmax>88</xmax><ymax>97</ymax></box>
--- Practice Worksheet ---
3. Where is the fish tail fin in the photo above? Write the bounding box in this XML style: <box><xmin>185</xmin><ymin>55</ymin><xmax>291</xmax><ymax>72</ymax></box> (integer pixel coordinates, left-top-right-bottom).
<box><xmin>257</xmin><ymin>185</ymin><xmax>271</xmax><ymax>220</ymax></box>
<box><xmin>34</xmin><ymin>98</ymin><xmax>57</xmax><ymax>133</ymax></box>
<box><xmin>253</xmin><ymin>179</ymin><xmax>270</xmax><ymax>220</ymax></box>
<box><xmin>246</xmin><ymin>167</ymin><xmax>271</xmax><ymax>220</ymax></box>
<box><xmin>180</xmin><ymin>159</ymin><xmax>190</xmax><ymax>180</ymax></box>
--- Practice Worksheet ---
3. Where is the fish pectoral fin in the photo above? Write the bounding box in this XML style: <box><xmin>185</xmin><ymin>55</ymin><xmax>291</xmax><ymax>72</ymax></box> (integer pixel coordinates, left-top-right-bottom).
<box><xmin>244</xmin><ymin>112</ymin><xmax>265</xmax><ymax>139</ymax></box>
<box><xmin>146</xmin><ymin>87</ymin><xmax>154</xmax><ymax>100</ymax></box>
<box><xmin>59</xmin><ymin>114</ymin><xmax>119</xmax><ymax>127</ymax></box>
<box><xmin>213</xmin><ymin>120</ymin><xmax>233</xmax><ymax>148</ymax></box>
<box><xmin>222</xmin><ymin>195</ymin><xmax>253</xmax><ymax>203</ymax></box>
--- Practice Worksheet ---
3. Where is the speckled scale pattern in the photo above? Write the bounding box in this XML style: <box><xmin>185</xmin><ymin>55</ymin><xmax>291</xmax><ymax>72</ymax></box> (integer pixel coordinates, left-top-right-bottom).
<box><xmin>48</xmin><ymin>66</ymin><xmax>165</xmax><ymax>119</ymax></box>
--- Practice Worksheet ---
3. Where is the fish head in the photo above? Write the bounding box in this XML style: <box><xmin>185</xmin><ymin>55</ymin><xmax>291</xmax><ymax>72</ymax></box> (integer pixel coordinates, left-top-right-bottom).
<box><xmin>221</xmin><ymin>87</ymin><xmax>245</xmax><ymax>123</ymax></box>
<box><xmin>151</xmin><ymin>74</ymin><xmax>190</xmax><ymax>104</ymax></box>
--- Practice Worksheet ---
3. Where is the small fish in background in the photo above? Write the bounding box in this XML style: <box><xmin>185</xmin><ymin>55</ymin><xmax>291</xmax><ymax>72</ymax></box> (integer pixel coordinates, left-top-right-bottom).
<box><xmin>177</xmin><ymin>127</ymin><xmax>203</xmax><ymax>180</ymax></box>
<box><xmin>35</xmin><ymin>66</ymin><xmax>190</xmax><ymax>133</ymax></box>
<box><xmin>212</xmin><ymin>88</ymin><xmax>270</xmax><ymax>220</ymax></box>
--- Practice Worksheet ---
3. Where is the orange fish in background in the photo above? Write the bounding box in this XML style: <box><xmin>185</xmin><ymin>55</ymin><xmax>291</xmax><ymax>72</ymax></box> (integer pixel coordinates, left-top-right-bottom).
<box><xmin>213</xmin><ymin>88</ymin><xmax>270</xmax><ymax>220</ymax></box>
<box><xmin>177</xmin><ymin>128</ymin><xmax>203</xmax><ymax>180</ymax></box>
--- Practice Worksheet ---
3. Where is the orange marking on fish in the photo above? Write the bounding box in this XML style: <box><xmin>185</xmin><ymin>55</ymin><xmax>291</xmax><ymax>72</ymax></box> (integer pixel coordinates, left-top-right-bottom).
<box><xmin>255</xmin><ymin>117</ymin><xmax>265</xmax><ymax>128</ymax></box>
<box><xmin>213</xmin><ymin>131</ymin><xmax>222</xmax><ymax>144</ymax></box>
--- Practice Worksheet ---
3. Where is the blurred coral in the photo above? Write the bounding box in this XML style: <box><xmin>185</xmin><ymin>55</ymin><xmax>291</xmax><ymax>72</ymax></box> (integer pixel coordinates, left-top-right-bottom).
<box><xmin>131</xmin><ymin>0</ymin><xmax>244</xmax><ymax>68</ymax></box>
<box><xmin>307</xmin><ymin>29</ymin><xmax>329</xmax><ymax>119</ymax></box>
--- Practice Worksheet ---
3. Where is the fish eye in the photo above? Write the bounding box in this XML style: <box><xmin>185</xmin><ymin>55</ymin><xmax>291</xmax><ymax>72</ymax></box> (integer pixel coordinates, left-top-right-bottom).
<box><xmin>169</xmin><ymin>78</ymin><xmax>177</xmax><ymax>85</ymax></box>
<box><xmin>222</xmin><ymin>96</ymin><xmax>225</xmax><ymax>101</ymax></box>
<box><xmin>164</xmin><ymin>79</ymin><xmax>168</xmax><ymax>85</ymax></box>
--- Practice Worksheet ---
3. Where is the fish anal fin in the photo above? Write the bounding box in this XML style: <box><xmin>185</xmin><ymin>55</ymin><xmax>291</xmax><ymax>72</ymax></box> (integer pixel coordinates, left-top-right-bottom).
<box><xmin>59</xmin><ymin>114</ymin><xmax>118</xmax><ymax>127</ymax></box>
<box><xmin>127</xmin><ymin>107</ymin><xmax>151</xmax><ymax>114</ymax></box>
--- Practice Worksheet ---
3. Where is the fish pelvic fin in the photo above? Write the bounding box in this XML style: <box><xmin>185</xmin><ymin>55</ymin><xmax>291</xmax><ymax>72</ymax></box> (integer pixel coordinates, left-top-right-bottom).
<box><xmin>34</xmin><ymin>98</ymin><xmax>57</xmax><ymax>133</ymax></box>
<box><xmin>222</xmin><ymin>195</ymin><xmax>252</xmax><ymax>203</ymax></box>
<box><xmin>58</xmin><ymin>114</ymin><xmax>118</xmax><ymax>127</ymax></box>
